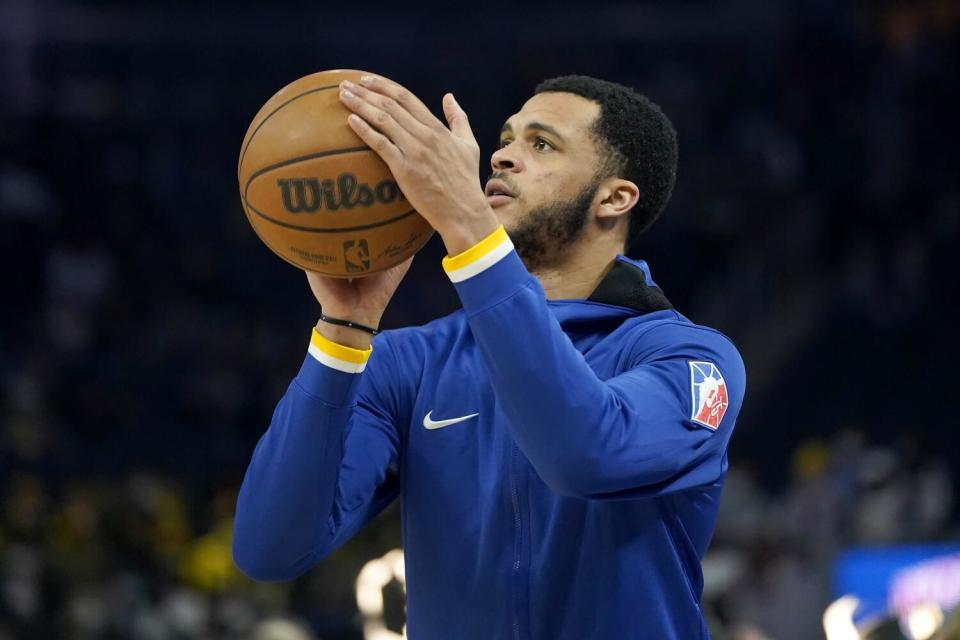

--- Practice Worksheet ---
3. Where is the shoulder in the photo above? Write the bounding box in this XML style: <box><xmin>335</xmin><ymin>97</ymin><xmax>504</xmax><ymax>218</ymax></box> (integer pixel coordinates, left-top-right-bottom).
<box><xmin>623</xmin><ymin>312</ymin><xmax>745</xmax><ymax>390</ymax></box>
<box><xmin>630</xmin><ymin>311</ymin><xmax>741</xmax><ymax>354</ymax></box>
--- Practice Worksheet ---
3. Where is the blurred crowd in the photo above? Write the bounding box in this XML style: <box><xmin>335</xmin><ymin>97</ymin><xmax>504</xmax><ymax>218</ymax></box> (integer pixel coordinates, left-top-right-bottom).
<box><xmin>0</xmin><ymin>467</ymin><xmax>398</xmax><ymax>639</ymax></box>
<box><xmin>1</xmin><ymin>0</ymin><xmax>958</xmax><ymax>638</ymax></box>
<box><xmin>1</xmin><ymin>427</ymin><xmax>955</xmax><ymax>639</ymax></box>
<box><xmin>707</xmin><ymin>429</ymin><xmax>955</xmax><ymax>640</ymax></box>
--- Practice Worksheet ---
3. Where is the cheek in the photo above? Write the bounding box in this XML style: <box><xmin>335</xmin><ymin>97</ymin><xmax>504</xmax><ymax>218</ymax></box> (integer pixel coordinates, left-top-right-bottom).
<box><xmin>529</xmin><ymin>169</ymin><xmax>590</xmax><ymax>208</ymax></box>
<box><xmin>531</xmin><ymin>171</ymin><xmax>556</xmax><ymax>186</ymax></box>
<box><xmin>524</xmin><ymin>171</ymin><xmax>556</xmax><ymax>201</ymax></box>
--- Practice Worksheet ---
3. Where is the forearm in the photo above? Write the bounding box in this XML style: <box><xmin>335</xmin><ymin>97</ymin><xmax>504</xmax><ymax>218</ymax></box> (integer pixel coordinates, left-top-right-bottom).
<box><xmin>233</xmin><ymin>334</ymin><xmax>368</xmax><ymax>580</ymax></box>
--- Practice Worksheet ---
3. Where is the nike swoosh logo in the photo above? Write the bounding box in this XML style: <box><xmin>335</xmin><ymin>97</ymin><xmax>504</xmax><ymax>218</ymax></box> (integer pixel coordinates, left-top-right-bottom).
<box><xmin>422</xmin><ymin>410</ymin><xmax>480</xmax><ymax>430</ymax></box>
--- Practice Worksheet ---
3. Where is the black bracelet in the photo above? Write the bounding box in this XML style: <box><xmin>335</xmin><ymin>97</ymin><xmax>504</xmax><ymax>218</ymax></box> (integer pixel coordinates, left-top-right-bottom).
<box><xmin>319</xmin><ymin>313</ymin><xmax>379</xmax><ymax>336</ymax></box>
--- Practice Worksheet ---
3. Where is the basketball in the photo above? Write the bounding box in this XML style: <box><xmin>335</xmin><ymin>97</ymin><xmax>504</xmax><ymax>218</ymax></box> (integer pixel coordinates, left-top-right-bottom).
<box><xmin>237</xmin><ymin>69</ymin><xmax>433</xmax><ymax>277</ymax></box>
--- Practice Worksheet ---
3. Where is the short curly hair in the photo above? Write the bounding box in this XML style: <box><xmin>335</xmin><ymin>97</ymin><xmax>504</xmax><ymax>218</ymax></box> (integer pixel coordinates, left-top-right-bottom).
<box><xmin>534</xmin><ymin>75</ymin><xmax>678</xmax><ymax>249</ymax></box>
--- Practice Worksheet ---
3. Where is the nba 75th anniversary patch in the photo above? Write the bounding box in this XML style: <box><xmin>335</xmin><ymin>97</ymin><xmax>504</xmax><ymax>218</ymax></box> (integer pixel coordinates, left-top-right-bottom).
<box><xmin>688</xmin><ymin>361</ymin><xmax>729</xmax><ymax>430</ymax></box>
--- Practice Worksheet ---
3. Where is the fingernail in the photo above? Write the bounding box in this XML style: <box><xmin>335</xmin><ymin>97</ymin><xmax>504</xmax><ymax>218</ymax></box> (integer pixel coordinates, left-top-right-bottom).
<box><xmin>340</xmin><ymin>88</ymin><xmax>354</xmax><ymax>99</ymax></box>
<box><xmin>341</xmin><ymin>80</ymin><xmax>355</xmax><ymax>90</ymax></box>
<box><xmin>360</xmin><ymin>75</ymin><xmax>374</xmax><ymax>84</ymax></box>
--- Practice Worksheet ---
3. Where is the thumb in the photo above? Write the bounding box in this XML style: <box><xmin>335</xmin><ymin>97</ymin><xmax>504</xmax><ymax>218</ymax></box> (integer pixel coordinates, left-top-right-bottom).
<box><xmin>443</xmin><ymin>93</ymin><xmax>476</xmax><ymax>141</ymax></box>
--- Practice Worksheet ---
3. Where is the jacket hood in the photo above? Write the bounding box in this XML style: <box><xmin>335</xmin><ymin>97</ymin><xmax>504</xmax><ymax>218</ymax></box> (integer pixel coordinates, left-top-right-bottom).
<box><xmin>548</xmin><ymin>255</ymin><xmax>674</xmax><ymax>328</ymax></box>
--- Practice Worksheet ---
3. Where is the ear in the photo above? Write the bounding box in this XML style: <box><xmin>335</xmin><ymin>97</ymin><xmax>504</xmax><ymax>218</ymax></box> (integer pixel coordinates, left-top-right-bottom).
<box><xmin>594</xmin><ymin>178</ymin><xmax>639</xmax><ymax>230</ymax></box>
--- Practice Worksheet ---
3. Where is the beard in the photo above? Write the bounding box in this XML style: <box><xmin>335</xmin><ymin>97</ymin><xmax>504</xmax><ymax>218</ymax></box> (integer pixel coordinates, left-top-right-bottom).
<box><xmin>505</xmin><ymin>178</ymin><xmax>598</xmax><ymax>271</ymax></box>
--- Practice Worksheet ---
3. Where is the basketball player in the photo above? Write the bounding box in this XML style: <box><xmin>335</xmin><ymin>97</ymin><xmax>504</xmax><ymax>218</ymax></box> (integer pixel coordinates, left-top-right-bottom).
<box><xmin>234</xmin><ymin>74</ymin><xmax>746</xmax><ymax>639</ymax></box>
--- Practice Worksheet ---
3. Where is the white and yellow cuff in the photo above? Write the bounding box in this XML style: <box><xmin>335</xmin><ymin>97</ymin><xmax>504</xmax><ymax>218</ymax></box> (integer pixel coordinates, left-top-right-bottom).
<box><xmin>442</xmin><ymin>225</ymin><xmax>514</xmax><ymax>283</ymax></box>
<box><xmin>308</xmin><ymin>328</ymin><xmax>372</xmax><ymax>374</ymax></box>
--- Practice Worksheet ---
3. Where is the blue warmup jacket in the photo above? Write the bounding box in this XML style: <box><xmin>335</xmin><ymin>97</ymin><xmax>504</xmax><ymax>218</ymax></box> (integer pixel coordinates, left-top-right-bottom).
<box><xmin>234</xmin><ymin>226</ymin><xmax>746</xmax><ymax>639</ymax></box>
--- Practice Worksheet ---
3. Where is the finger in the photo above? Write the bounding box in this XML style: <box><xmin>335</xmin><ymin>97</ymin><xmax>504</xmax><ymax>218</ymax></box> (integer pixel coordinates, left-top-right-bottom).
<box><xmin>340</xmin><ymin>80</ymin><xmax>431</xmax><ymax>141</ymax></box>
<box><xmin>347</xmin><ymin>113</ymin><xmax>404</xmax><ymax>168</ymax></box>
<box><xmin>339</xmin><ymin>84</ymin><xmax>417</xmax><ymax>150</ymax></box>
<box><xmin>358</xmin><ymin>74</ymin><xmax>440</xmax><ymax>131</ymax></box>
<box><xmin>443</xmin><ymin>93</ymin><xmax>476</xmax><ymax>142</ymax></box>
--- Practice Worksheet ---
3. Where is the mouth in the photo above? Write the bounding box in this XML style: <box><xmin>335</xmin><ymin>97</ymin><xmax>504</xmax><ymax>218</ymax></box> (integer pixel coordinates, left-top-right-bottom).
<box><xmin>484</xmin><ymin>179</ymin><xmax>516</xmax><ymax>208</ymax></box>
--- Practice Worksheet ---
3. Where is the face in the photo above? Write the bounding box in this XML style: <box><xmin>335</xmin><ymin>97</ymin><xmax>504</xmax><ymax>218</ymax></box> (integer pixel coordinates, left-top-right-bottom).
<box><xmin>486</xmin><ymin>92</ymin><xmax>605</xmax><ymax>269</ymax></box>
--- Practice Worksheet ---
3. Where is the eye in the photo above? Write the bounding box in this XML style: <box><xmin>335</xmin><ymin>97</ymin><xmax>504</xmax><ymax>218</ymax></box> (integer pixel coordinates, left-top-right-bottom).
<box><xmin>498</xmin><ymin>138</ymin><xmax>513</xmax><ymax>149</ymax></box>
<box><xmin>533</xmin><ymin>137</ymin><xmax>554</xmax><ymax>152</ymax></box>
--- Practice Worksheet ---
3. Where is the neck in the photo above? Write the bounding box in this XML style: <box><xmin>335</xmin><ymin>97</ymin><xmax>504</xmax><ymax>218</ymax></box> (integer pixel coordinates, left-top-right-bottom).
<box><xmin>528</xmin><ymin>236</ymin><xmax>623</xmax><ymax>300</ymax></box>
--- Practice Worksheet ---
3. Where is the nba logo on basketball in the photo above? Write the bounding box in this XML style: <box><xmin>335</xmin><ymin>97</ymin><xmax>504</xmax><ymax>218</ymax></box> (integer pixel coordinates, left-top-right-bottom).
<box><xmin>688</xmin><ymin>361</ymin><xmax>728</xmax><ymax>430</ymax></box>
<box><xmin>343</xmin><ymin>239</ymin><xmax>370</xmax><ymax>273</ymax></box>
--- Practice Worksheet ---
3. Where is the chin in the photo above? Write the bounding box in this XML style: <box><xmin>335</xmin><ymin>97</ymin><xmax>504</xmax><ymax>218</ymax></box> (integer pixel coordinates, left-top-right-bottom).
<box><xmin>498</xmin><ymin>208</ymin><xmax>525</xmax><ymax>235</ymax></box>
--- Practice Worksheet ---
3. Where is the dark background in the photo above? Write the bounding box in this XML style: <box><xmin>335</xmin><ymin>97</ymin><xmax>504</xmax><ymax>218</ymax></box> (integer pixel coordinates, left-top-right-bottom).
<box><xmin>1</xmin><ymin>1</ymin><xmax>958</xmax><ymax>638</ymax></box>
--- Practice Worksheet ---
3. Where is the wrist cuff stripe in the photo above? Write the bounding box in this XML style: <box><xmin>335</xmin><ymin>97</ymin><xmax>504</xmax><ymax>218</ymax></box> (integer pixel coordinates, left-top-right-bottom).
<box><xmin>442</xmin><ymin>225</ymin><xmax>514</xmax><ymax>283</ymax></box>
<box><xmin>308</xmin><ymin>328</ymin><xmax>372</xmax><ymax>374</ymax></box>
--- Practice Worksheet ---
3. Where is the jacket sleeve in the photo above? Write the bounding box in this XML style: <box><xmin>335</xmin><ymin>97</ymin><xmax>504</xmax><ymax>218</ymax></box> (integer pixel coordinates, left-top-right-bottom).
<box><xmin>444</xmin><ymin>226</ymin><xmax>746</xmax><ymax>500</ymax></box>
<box><xmin>233</xmin><ymin>329</ymin><xmax>405</xmax><ymax>581</ymax></box>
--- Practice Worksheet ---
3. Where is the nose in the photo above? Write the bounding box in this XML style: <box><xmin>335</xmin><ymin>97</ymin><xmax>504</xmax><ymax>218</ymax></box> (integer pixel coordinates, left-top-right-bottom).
<box><xmin>491</xmin><ymin>142</ymin><xmax>524</xmax><ymax>174</ymax></box>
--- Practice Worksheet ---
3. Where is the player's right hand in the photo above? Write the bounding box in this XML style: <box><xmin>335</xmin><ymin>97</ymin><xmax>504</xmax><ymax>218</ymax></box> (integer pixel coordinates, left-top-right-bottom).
<box><xmin>305</xmin><ymin>255</ymin><xmax>414</xmax><ymax>349</ymax></box>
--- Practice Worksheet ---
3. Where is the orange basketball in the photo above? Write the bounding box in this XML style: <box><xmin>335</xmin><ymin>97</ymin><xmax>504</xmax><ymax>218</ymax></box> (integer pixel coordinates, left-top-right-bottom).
<box><xmin>237</xmin><ymin>69</ymin><xmax>433</xmax><ymax>277</ymax></box>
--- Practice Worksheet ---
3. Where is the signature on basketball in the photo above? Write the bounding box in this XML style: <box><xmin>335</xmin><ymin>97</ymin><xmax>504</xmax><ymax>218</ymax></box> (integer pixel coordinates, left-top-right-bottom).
<box><xmin>380</xmin><ymin>232</ymin><xmax>423</xmax><ymax>259</ymax></box>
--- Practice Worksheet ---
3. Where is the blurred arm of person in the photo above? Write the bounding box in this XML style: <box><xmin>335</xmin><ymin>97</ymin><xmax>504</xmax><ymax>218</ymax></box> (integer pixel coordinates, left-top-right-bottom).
<box><xmin>933</xmin><ymin>606</ymin><xmax>960</xmax><ymax>640</ymax></box>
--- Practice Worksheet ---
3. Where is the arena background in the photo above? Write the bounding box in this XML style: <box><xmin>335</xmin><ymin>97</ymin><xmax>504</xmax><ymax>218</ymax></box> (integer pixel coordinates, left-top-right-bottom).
<box><xmin>1</xmin><ymin>0</ymin><xmax>958</xmax><ymax>638</ymax></box>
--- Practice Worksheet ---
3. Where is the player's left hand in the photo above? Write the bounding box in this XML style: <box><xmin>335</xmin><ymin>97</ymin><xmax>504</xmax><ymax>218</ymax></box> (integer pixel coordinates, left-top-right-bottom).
<box><xmin>337</xmin><ymin>75</ymin><xmax>499</xmax><ymax>255</ymax></box>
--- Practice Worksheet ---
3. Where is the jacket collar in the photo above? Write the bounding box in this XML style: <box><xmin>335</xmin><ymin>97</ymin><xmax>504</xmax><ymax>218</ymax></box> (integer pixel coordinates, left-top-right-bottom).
<box><xmin>586</xmin><ymin>255</ymin><xmax>673</xmax><ymax>314</ymax></box>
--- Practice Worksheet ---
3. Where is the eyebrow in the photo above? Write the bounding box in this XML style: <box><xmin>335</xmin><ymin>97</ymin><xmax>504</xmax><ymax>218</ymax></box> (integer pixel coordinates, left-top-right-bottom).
<box><xmin>499</xmin><ymin>121</ymin><xmax>566</xmax><ymax>143</ymax></box>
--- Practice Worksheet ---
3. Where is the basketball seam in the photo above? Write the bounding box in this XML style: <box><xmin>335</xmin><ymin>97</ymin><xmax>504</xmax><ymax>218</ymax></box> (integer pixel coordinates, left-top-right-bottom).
<box><xmin>244</xmin><ymin>146</ymin><xmax>371</xmax><ymax>191</ymax></box>
<box><xmin>243</xmin><ymin>198</ymin><xmax>419</xmax><ymax>233</ymax></box>
<box><xmin>237</xmin><ymin>83</ymin><xmax>343</xmax><ymax>182</ymax></box>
